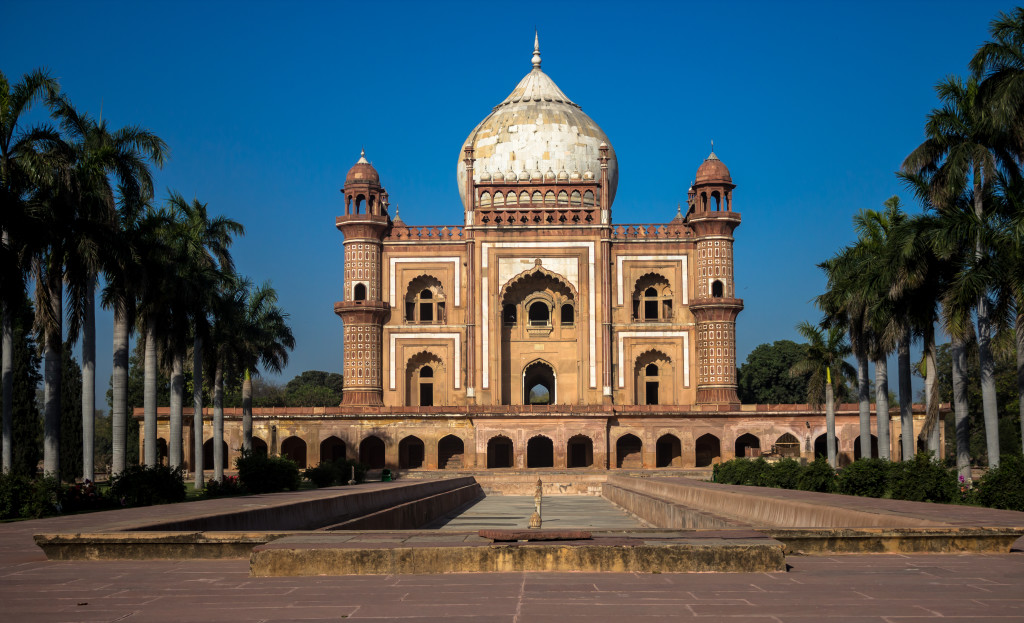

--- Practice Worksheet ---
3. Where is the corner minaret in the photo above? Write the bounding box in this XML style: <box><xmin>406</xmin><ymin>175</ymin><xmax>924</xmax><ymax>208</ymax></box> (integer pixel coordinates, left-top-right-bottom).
<box><xmin>688</xmin><ymin>149</ymin><xmax>744</xmax><ymax>404</ymax></box>
<box><xmin>334</xmin><ymin>150</ymin><xmax>390</xmax><ymax>406</ymax></box>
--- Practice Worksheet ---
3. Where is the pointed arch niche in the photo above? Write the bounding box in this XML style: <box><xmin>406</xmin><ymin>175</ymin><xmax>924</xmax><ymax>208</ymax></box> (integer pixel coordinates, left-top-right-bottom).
<box><xmin>634</xmin><ymin>349</ymin><xmax>674</xmax><ymax>405</ymax></box>
<box><xmin>405</xmin><ymin>351</ymin><xmax>445</xmax><ymax>407</ymax></box>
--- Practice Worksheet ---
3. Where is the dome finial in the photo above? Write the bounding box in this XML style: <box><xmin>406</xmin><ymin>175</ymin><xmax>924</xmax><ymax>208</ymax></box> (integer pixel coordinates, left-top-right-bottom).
<box><xmin>358</xmin><ymin>147</ymin><xmax>368</xmax><ymax>164</ymax></box>
<box><xmin>532</xmin><ymin>29</ymin><xmax>541</xmax><ymax>69</ymax></box>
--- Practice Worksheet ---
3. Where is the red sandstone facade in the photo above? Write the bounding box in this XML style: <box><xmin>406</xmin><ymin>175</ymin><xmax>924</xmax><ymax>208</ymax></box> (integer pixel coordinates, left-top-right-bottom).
<box><xmin>138</xmin><ymin>39</ymin><xmax>935</xmax><ymax>473</ymax></box>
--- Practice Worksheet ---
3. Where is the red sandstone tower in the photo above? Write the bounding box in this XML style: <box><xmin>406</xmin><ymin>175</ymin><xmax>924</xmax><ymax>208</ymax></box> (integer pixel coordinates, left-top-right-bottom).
<box><xmin>334</xmin><ymin>151</ymin><xmax>390</xmax><ymax>405</ymax></box>
<box><xmin>688</xmin><ymin>151</ymin><xmax>744</xmax><ymax>404</ymax></box>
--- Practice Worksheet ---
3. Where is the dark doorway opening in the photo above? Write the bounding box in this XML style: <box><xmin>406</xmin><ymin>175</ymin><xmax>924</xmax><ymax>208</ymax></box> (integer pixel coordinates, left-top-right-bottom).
<box><xmin>523</xmin><ymin>361</ymin><xmax>555</xmax><ymax>405</ymax></box>
<box><xmin>695</xmin><ymin>434</ymin><xmax>721</xmax><ymax>467</ymax></box>
<box><xmin>320</xmin><ymin>436</ymin><xmax>346</xmax><ymax>463</ymax></box>
<box><xmin>616</xmin><ymin>434</ymin><xmax>643</xmax><ymax>468</ymax></box>
<box><xmin>656</xmin><ymin>434</ymin><xmax>682</xmax><ymax>468</ymax></box>
<box><xmin>487</xmin><ymin>436</ymin><xmax>514</xmax><ymax>468</ymax></box>
<box><xmin>399</xmin><ymin>436</ymin><xmax>424</xmax><ymax>469</ymax></box>
<box><xmin>360</xmin><ymin>436</ymin><xmax>386</xmax><ymax>469</ymax></box>
<box><xmin>438</xmin><ymin>435</ymin><xmax>464</xmax><ymax>469</ymax></box>
<box><xmin>526</xmin><ymin>436</ymin><xmax>554</xmax><ymax>468</ymax></box>
<box><xmin>567</xmin><ymin>435</ymin><xmax>593</xmax><ymax>468</ymax></box>
<box><xmin>280</xmin><ymin>436</ymin><xmax>307</xmax><ymax>468</ymax></box>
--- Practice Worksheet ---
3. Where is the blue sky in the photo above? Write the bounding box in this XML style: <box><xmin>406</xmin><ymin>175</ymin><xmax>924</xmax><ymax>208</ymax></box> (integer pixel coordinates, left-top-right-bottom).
<box><xmin>4</xmin><ymin>0</ymin><xmax>1012</xmax><ymax>403</ymax></box>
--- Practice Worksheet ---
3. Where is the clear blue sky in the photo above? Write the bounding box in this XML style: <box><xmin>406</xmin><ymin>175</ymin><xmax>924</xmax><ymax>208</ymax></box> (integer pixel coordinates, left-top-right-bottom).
<box><xmin>4</xmin><ymin>0</ymin><xmax>1012</xmax><ymax>405</ymax></box>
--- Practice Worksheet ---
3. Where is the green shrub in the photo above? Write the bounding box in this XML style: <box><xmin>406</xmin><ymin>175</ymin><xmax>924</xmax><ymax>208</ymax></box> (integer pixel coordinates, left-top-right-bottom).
<box><xmin>887</xmin><ymin>452</ymin><xmax>957</xmax><ymax>503</ymax></box>
<box><xmin>110</xmin><ymin>464</ymin><xmax>186</xmax><ymax>507</ymax></box>
<box><xmin>303</xmin><ymin>463</ymin><xmax>337</xmax><ymax>488</ymax></box>
<box><xmin>236</xmin><ymin>450</ymin><xmax>300</xmax><ymax>493</ymax></box>
<box><xmin>771</xmin><ymin>458</ymin><xmax>803</xmax><ymax>490</ymax></box>
<box><xmin>0</xmin><ymin>473</ymin><xmax>32</xmax><ymax>519</ymax></box>
<box><xmin>336</xmin><ymin>458</ymin><xmax>369</xmax><ymax>484</ymax></box>
<box><xmin>21</xmin><ymin>476</ymin><xmax>64</xmax><ymax>518</ymax></box>
<box><xmin>975</xmin><ymin>454</ymin><xmax>1024</xmax><ymax>511</ymax></box>
<box><xmin>836</xmin><ymin>458</ymin><xmax>892</xmax><ymax>498</ymax></box>
<box><xmin>202</xmin><ymin>475</ymin><xmax>245</xmax><ymax>498</ymax></box>
<box><xmin>796</xmin><ymin>457</ymin><xmax>836</xmax><ymax>492</ymax></box>
<box><xmin>60</xmin><ymin>479</ymin><xmax>116</xmax><ymax>513</ymax></box>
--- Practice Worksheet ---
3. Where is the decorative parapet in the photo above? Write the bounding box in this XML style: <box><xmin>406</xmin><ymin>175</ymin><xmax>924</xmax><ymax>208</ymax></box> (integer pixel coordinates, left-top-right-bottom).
<box><xmin>477</xmin><ymin>207</ymin><xmax>597</xmax><ymax>226</ymax></box>
<box><xmin>612</xmin><ymin>223</ymin><xmax>692</xmax><ymax>240</ymax></box>
<box><xmin>385</xmin><ymin>225</ymin><xmax>464</xmax><ymax>241</ymax></box>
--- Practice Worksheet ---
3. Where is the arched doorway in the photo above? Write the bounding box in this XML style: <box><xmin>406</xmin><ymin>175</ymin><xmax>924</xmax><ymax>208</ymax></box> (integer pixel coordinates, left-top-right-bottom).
<box><xmin>320</xmin><ymin>436</ymin><xmax>346</xmax><ymax>463</ymax></box>
<box><xmin>360</xmin><ymin>436</ymin><xmax>386</xmax><ymax>469</ymax></box>
<box><xmin>656</xmin><ymin>434</ymin><xmax>682</xmax><ymax>468</ymax></box>
<box><xmin>487</xmin><ymin>435</ymin><xmax>514</xmax><ymax>468</ymax></box>
<box><xmin>252</xmin><ymin>437</ymin><xmax>268</xmax><ymax>456</ymax></box>
<box><xmin>567</xmin><ymin>435</ymin><xmax>593</xmax><ymax>468</ymax></box>
<box><xmin>735</xmin><ymin>433</ymin><xmax>761</xmax><ymax>458</ymax></box>
<box><xmin>616</xmin><ymin>434</ymin><xmax>643</xmax><ymax>469</ymax></box>
<box><xmin>814</xmin><ymin>434</ymin><xmax>840</xmax><ymax>461</ymax></box>
<box><xmin>202</xmin><ymin>438</ymin><xmax>229</xmax><ymax>470</ymax></box>
<box><xmin>438</xmin><ymin>435</ymin><xmax>464</xmax><ymax>469</ymax></box>
<box><xmin>695</xmin><ymin>434</ymin><xmax>721</xmax><ymax>467</ymax></box>
<box><xmin>523</xmin><ymin>361</ymin><xmax>555</xmax><ymax>405</ymax></box>
<box><xmin>854</xmin><ymin>434</ymin><xmax>880</xmax><ymax>459</ymax></box>
<box><xmin>156</xmin><ymin>438</ymin><xmax>168</xmax><ymax>466</ymax></box>
<box><xmin>526</xmin><ymin>435</ymin><xmax>554</xmax><ymax>468</ymax></box>
<box><xmin>406</xmin><ymin>351</ymin><xmax>444</xmax><ymax>407</ymax></box>
<box><xmin>774</xmin><ymin>433</ymin><xmax>801</xmax><ymax>458</ymax></box>
<box><xmin>635</xmin><ymin>350</ymin><xmax>672</xmax><ymax>405</ymax></box>
<box><xmin>399</xmin><ymin>436</ymin><xmax>425</xmax><ymax>469</ymax></box>
<box><xmin>280</xmin><ymin>436</ymin><xmax>307</xmax><ymax>468</ymax></box>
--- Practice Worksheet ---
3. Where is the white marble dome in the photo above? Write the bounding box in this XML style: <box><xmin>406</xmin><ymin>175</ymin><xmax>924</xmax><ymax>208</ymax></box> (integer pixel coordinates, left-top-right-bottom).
<box><xmin>457</xmin><ymin>36</ymin><xmax>618</xmax><ymax>208</ymax></box>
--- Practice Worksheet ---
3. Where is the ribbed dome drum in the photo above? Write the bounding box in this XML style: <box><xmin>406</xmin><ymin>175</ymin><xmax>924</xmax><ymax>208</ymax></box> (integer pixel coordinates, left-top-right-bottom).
<box><xmin>457</xmin><ymin>35</ymin><xmax>618</xmax><ymax>208</ymax></box>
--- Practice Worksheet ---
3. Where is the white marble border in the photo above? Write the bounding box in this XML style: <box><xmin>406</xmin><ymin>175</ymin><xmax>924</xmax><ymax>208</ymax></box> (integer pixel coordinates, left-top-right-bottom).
<box><xmin>482</xmin><ymin>242</ymin><xmax>597</xmax><ymax>389</ymax></box>
<box><xmin>389</xmin><ymin>257</ymin><xmax>461</xmax><ymax>307</ymax></box>
<box><xmin>615</xmin><ymin>255</ymin><xmax>688</xmax><ymax>306</ymax></box>
<box><xmin>389</xmin><ymin>332</ymin><xmax>461</xmax><ymax>390</ymax></box>
<box><xmin>617</xmin><ymin>331</ymin><xmax>689</xmax><ymax>388</ymax></box>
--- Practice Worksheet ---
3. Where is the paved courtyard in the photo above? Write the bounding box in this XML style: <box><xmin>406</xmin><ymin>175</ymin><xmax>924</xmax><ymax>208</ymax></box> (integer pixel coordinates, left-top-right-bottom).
<box><xmin>427</xmin><ymin>494</ymin><xmax>650</xmax><ymax>530</ymax></box>
<box><xmin>1</xmin><ymin>487</ymin><xmax>1023</xmax><ymax>621</ymax></box>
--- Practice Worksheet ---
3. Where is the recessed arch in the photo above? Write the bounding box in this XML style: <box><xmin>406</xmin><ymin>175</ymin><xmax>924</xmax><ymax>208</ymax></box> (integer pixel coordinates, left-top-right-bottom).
<box><xmin>353</xmin><ymin>283</ymin><xmax>367</xmax><ymax>301</ymax></box>
<box><xmin>487</xmin><ymin>435</ymin><xmax>514</xmax><ymax>468</ymax></box>
<box><xmin>567</xmin><ymin>435</ymin><xmax>593</xmax><ymax>468</ymax></box>
<box><xmin>526</xmin><ymin>435</ymin><xmax>554</xmax><ymax>468</ymax></box>
<box><xmin>523</xmin><ymin>360</ymin><xmax>555</xmax><ymax>405</ymax></box>
<box><xmin>438</xmin><ymin>435</ymin><xmax>465</xmax><ymax>469</ymax></box>
<box><xmin>814</xmin><ymin>434</ymin><xmax>840</xmax><ymax>461</ymax></box>
<box><xmin>735</xmin><ymin>433</ymin><xmax>761</xmax><ymax>458</ymax></box>
<box><xmin>616</xmin><ymin>433</ymin><xmax>643</xmax><ymax>469</ymax></box>
<box><xmin>656</xmin><ymin>434</ymin><xmax>682</xmax><ymax>468</ymax></box>
<box><xmin>774</xmin><ymin>433</ymin><xmax>800</xmax><ymax>458</ymax></box>
<box><xmin>404</xmin><ymin>275</ymin><xmax>446</xmax><ymax>324</ymax></box>
<box><xmin>499</xmin><ymin>265</ymin><xmax>578</xmax><ymax>304</ymax></box>
<box><xmin>406</xmin><ymin>350</ymin><xmax>444</xmax><ymax>407</ymax></box>
<box><xmin>635</xmin><ymin>349</ymin><xmax>672</xmax><ymax>406</ymax></box>
<box><xmin>632</xmin><ymin>273</ymin><xmax>673</xmax><ymax>322</ymax></box>
<box><xmin>252</xmin><ymin>437</ymin><xmax>268</xmax><ymax>456</ymax></box>
<box><xmin>360</xmin><ymin>435</ymin><xmax>386</xmax><ymax>469</ymax></box>
<box><xmin>202</xmin><ymin>438</ymin><xmax>229</xmax><ymax>471</ymax></box>
<box><xmin>399</xmin><ymin>435</ymin><xmax>425</xmax><ymax>469</ymax></box>
<box><xmin>280</xmin><ymin>436</ymin><xmax>307</xmax><ymax>468</ymax></box>
<box><xmin>320</xmin><ymin>436</ymin><xmax>346</xmax><ymax>463</ymax></box>
<box><xmin>695</xmin><ymin>433</ymin><xmax>721</xmax><ymax>467</ymax></box>
<box><xmin>854</xmin><ymin>434</ymin><xmax>879</xmax><ymax>459</ymax></box>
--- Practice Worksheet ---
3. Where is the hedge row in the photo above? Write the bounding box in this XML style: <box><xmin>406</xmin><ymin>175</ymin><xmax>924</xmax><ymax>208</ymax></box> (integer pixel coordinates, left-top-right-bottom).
<box><xmin>712</xmin><ymin>453</ymin><xmax>1024</xmax><ymax>510</ymax></box>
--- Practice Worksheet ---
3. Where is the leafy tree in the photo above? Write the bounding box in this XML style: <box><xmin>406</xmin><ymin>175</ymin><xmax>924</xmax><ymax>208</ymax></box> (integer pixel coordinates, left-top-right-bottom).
<box><xmin>59</xmin><ymin>341</ymin><xmax>82</xmax><ymax>483</ymax></box>
<box><xmin>284</xmin><ymin>371</ymin><xmax>343</xmax><ymax>407</ymax></box>
<box><xmin>737</xmin><ymin>340</ymin><xmax>810</xmax><ymax>404</ymax></box>
<box><xmin>2</xmin><ymin>293</ymin><xmax>42</xmax><ymax>477</ymax></box>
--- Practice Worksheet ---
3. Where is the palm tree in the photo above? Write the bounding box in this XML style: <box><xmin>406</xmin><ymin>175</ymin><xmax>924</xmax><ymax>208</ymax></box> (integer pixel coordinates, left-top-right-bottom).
<box><xmin>236</xmin><ymin>280</ymin><xmax>294</xmax><ymax>452</ymax></box>
<box><xmin>168</xmin><ymin>192</ymin><xmax>243</xmax><ymax>488</ymax></box>
<box><xmin>49</xmin><ymin>96</ymin><xmax>167</xmax><ymax>479</ymax></box>
<box><xmin>0</xmin><ymin>68</ymin><xmax>59</xmax><ymax>473</ymax></box>
<box><xmin>791</xmin><ymin>321</ymin><xmax>855</xmax><ymax>468</ymax></box>
<box><xmin>207</xmin><ymin>274</ymin><xmax>247</xmax><ymax>482</ymax></box>
<box><xmin>902</xmin><ymin>75</ymin><xmax>1017</xmax><ymax>468</ymax></box>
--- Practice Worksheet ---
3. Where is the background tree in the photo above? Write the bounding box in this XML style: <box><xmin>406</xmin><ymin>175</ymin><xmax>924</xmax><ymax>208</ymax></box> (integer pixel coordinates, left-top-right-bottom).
<box><xmin>59</xmin><ymin>340</ymin><xmax>82</xmax><ymax>482</ymax></box>
<box><xmin>737</xmin><ymin>340</ymin><xmax>811</xmax><ymax>404</ymax></box>
<box><xmin>2</xmin><ymin>293</ymin><xmax>42</xmax><ymax>477</ymax></box>
<box><xmin>284</xmin><ymin>371</ymin><xmax>343</xmax><ymax>407</ymax></box>
<box><xmin>791</xmin><ymin>321</ymin><xmax>856</xmax><ymax>468</ymax></box>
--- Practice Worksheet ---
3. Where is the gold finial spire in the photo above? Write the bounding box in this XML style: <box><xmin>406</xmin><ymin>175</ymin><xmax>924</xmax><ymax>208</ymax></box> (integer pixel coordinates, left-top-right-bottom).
<box><xmin>357</xmin><ymin>147</ymin><xmax>368</xmax><ymax>164</ymax></box>
<box><xmin>532</xmin><ymin>29</ymin><xmax>541</xmax><ymax>69</ymax></box>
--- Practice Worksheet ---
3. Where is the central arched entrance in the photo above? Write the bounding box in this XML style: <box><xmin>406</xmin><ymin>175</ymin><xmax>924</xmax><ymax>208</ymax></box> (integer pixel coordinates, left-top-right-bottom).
<box><xmin>567</xmin><ymin>435</ymin><xmax>593</xmax><ymax>468</ymax></box>
<box><xmin>523</xmin><ymin>360</ymin><xmax>555</xmax><ymax>405</ymax></box>
<box><xmin>526</xmin><ymin>435</ymin><xmax>554</xmax><ymax>468</ymax></box>
<box><xmin>487</xmin><ymin>435</ymin><xmax>514</xmax><ymax>468</ymax></box>
<box><xmin>616</xmin><ymin>434</ymin><xmax>643</xmax><ymax>469</ymax></box>
<box><xmin>360</xmin><ymin>436</ymin><xmax>385</xmax><ymax>469</ymax></box>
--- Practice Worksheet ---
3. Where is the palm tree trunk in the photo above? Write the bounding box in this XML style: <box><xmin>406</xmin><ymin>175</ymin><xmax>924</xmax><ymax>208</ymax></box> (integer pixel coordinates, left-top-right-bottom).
<box><xmin>924</xmin><ymin>326</ymin><xmax>940</xmax><ymax>458</ymax></box>
<box><xmin>2</xmin><ymin>297</ymin><xmax>13</xmax><ymax>474</ymax></box>
<box><xmin>951</xmin><ymin>335</ymin><xmax>971</xmax><ymax>483</ymax></box>
<box><xmin>213</xmin><ymin>359</ymin><xmax>224</xmax><ymax>482</ymax></box>
<box><xmin>977</xmin><ymin>294</ymin><xmax>999</xmax><ymax>468</ymax></box>
<box><xmin>111</xmin><ymin>300</ymin><xmax>130</xmax><ymax>476</ymax></box>
<box><xmin>974</xmin><ymin>173</ymin><xmax>1000</xmax><ymax>469</ymax></box>
<box><xmin>898</xmin><ymin>330</ymin><xmax>914</xmax><ymax>461</ymax></box>
<box><xmin>143</xmin><ymin>321</ymin><xmax>157</xmax><ymax>467</ymax></box>
<box><xmin>169</xmin><ymin>351</ymin><xmax>183</xmax><ymax>468</ymax></box>
<box><xmin>826</xmin><ymin>373</ymin><xmax>837</xmax><ymax>469</ymax></box>
<box><xmin>857</xmin><ymin>353</ymin><xmax>870</xmax><ymax>459</ymax></box>
<box><xmin>1017</xmin><ymin>311</ymin><xmax>1024</xmax><ymax>458</ymax></box>
<box><xmin>82</xmin><ymin>278</ymin><xmax>95</xmax><ymax>482</ymax></box>
<box><xmin>874</xmin><ymin>356</ymin><xmax>890</xmax><ymax>460</ymax></box>
<box><xmin>242</xmin><ymin>368</ymin><xmax>253</xmax><ymax>452</ymax></box>
<box><xmin>193</xmin><ymin>335</ymin><xmax>204</xmax><ymax>490</ymax></box>
<box><xmin>42</xmin><ymin>270</ymin><xmax>62</xmax><ymax>478</ymax></box>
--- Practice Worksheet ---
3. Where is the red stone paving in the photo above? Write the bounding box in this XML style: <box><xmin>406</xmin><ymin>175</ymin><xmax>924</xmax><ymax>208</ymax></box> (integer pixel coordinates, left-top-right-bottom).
<box><xmin>3</xmin><ymin>486</ymin><xmax>1024</xmax><ymax>621</ymax></box>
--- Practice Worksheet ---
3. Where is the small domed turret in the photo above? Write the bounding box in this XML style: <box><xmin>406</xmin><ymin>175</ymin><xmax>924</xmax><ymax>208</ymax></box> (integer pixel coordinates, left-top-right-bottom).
<box><xmin>695</xmin><ymin>151</ymin><xmax>732</xmax><ymax>185</ymax></box>
<box><xmin>346</xmin><ymin>149</ymin><xmax>380</xmax><ymax>186</ymax></box>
